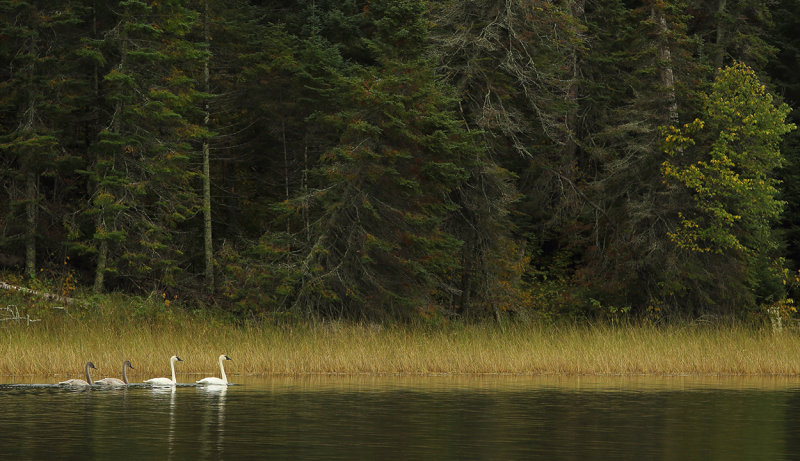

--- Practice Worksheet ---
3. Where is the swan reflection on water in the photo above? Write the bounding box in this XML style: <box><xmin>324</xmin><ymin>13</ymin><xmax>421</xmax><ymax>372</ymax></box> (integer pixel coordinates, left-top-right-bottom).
<box><xmin>0</xmin><ymin>377</ymin><xmax>237</xmax><ymax>460</ymax></box>
<box><xmin>147</xmin><ymin>384</ymin><xmax>178</xmax><ymax>460</ymax></box>
<box><xmin>197</xmin><ymin>383</ymin><xmax>227</xmax><ymax>457</ymax></box>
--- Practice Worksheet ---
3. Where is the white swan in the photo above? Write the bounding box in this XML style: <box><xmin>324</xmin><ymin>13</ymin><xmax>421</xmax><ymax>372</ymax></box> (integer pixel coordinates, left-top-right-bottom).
<box><xmin>95</xmin><ymin>360</ymin><xmax>133</xmax><ymax>386</ymax></box>
<box><xmin>59</xmin><ymin>362</ymin><xmax>97</xmax><ymax>387</ymax></box>
<box><xmin>144</xmin><ymin>355</ymin><xmax>183</xmax><ymax>387</ymax></box>
<box><xmin>196</xmin><ymin>354</ymin><xmax>232</xmax><ymax>386</ymax></box>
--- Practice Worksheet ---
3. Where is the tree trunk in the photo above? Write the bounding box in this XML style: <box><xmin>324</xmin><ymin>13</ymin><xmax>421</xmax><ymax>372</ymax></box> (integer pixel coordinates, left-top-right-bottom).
<box><xmin>93</xmin><ymin>235</ymin><xmax>107</xmax><ymax>293</ymax></box>
<box><xmin>202</xmin><ymin>105</ymin><xmax>214</xmax><ymax>293</ymax></box>
<box><xmin>91</xmin><ymin>0</ymin><xmax>106</xmax><ymax>294</ymax></box>
<box><xmin>564</xmin><ymin>0</ymin><xmax>584</xmax><ymax>160</ymax></box>
<box><xmin>22</xmin><ymin>39</ymin><xmax>37</xmax><ymax>280</ymax></box>
<box><xmin>282</xmin><ymin>117</ymin><xmax>290</xmax><ymax>235</ymax></box>
<box><xmin>24</xmin><ymin>172</ymin><xmax>36</xmax><ymax>280</ymax></box>
<box><xmin>715</xmin><ymin>0</ymin><xmax>728</xmax><ymax>68</ymax></box>
<box><xmin>94</xmin><ymin>21</ymin><xmax>126</xmax><ymax>293</ymax></box>
<box><xmin>202</xmin><ymin>0</ymin><xmax>214</xmax><ymax>293</ymax></box>
<box><xmin>303</xmin><ymin>143</ymin><xmax>310</xmax><ymax>242</ymax></box>
<box><xmin>458</xmin><ymin>239</ymin><xmax>474</xmax><ymax>312</ymax></box>
<box><xmin>653</xmin><ymin>4</ymin><xmax>679</xmax><ymax>125</ymax></box>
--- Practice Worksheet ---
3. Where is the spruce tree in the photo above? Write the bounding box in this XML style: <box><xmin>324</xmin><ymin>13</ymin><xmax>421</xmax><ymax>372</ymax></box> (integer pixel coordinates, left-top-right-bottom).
<box><xmin>567</xmin><ymin>0</ymin><xmax>706</xmax><ymax>314</ymax></box>
<box><xmin>689</xmin><ymin>0</ymin><xmax>776</xmax><ymax>69</ymax></box>
<box><xmin>75</xmin><ymin>0</ymin><xmax>204</xmax><ymax>292</ymax></box>
<box><xmin>290</xmin><ymin>0</ymin><xmax>512</xmax><ymax>319</ymax></box>
<box><xmin>430</xmin><ymin>0</ymin><xmax>587</xmax><ymax>314</ymax></box>
<box><xmin>0</xmin><ymin>1</ymin><xmax>84</xmax><ymax>279</ymax></box>
<box><xmin>766</xmin><ymin>0</ymin><xmax>800</xmax><ymax>274</ymax></box>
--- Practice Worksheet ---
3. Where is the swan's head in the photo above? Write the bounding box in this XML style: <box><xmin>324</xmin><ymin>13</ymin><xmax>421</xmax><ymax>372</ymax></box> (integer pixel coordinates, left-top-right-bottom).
<box><xmin>87</xmin><ymin>362</ymin><xmax>97</xmax><ymax>369</ymax></box>
<box><xmin>171</xmin><ymin>355</ymin><xmax>183</xmax><ymax>362</ymax></box>
<box><xmin>221</xmin><ymin>354</ymin><xmax>232</xmax><ymax>361</ymax></box>
<box><xmin>124</xmin><ymin>360</ymin><xmax>134</xmax><ymax>369</ymax></box>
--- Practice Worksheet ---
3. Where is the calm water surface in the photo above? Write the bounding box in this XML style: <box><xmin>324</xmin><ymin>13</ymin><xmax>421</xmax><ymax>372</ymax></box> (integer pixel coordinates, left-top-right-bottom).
<box><xmin>0</xmin><ymin>375</ymin><xmax>799</xmax><ymax>460</ymax></box>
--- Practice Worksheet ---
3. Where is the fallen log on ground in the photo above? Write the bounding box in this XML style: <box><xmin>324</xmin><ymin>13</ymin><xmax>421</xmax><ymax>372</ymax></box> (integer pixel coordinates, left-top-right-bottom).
<box><xmin>0</xmin><ymin>281</ymin><xmax>83</xmax><ymax>306</ymax></box>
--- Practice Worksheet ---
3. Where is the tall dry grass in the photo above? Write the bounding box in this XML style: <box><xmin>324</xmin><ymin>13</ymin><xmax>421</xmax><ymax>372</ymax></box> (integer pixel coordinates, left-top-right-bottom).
<box><xmin>3</xmin><ymin>309</ymin><xmax>800</xmax><ymax>378</ymax></box>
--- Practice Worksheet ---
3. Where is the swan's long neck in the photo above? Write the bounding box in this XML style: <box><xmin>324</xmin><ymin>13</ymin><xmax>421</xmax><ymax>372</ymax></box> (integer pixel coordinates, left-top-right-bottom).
<box><xmin>170</xmin><ymin>358</ymin><xmax>177</xmax><ymax>383</ymax></box>
<box><xmin>85</xmin><ymin>363</ymin><xmax>93</xmax><ymax>385</ymax></box>
<box><xmin>218</xmin><ymin>356</ymin><xmax>228</xmax><ymax>384</ymax></box>
<box><xmin>122</xmin><ymin>363</ymin><xmax>129</xmax><ymax>385</ymax></box>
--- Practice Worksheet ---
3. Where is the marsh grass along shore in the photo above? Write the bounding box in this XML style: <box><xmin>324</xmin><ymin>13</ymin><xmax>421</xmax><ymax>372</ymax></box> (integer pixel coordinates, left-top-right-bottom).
<box><xmin>3</xmin><ymin>298</ymin><xmax>800</xmax><ymax>378</ymax></box>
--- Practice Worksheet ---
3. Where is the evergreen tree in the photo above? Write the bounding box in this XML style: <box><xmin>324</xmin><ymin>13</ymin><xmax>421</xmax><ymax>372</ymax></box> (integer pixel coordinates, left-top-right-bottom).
<box><xmin>430</xmin><ymin>0</ymin><xmax>587</xmax><ymax>314</ymax></box>
<box><xmin>766</xmin><ymin>0</ymin><xmax>800</xmax><ymax>274</ymax></box>
<box><xmin>566</xmin><ymin>0</ymin><xmax>706</xmax><ymax>315</ymax></box>
<box><xmin>0</xmin><ymin>1</ymin><xmax>85</xmax><ymax>279</ymax></box>
<box><xmin>689</xmin><ymin>0</ymin><xmax>776</xmax><ymax>69</ymax></box>
<box><xmin>210</xmin><ymin>3</ymin><xmax>340</xmax><ymax>313</ymax></box>
<box><xmin>289</xmin><ymin>0</ymin><xmax>513</xmax><ymax>319</ymax></box>
<box><xmin>72</xmin><ymin>0</ymin><xmax>204</xmax><ymax>292</ymax></box>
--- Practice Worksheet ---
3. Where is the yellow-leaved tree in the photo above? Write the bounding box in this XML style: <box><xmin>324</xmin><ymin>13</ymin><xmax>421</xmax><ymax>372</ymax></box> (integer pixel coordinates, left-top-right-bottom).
<box><xmin>661</xmin><ymin>61</ymin><xmax>795</xmax><ymax>312</ymax></box>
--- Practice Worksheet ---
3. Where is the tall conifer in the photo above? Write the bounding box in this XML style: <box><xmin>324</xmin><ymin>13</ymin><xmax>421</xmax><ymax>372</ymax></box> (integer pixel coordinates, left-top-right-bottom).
<box><xmin>0</xmin><ymin>1</ymin><xmax>84</xmax><ymax>279</ymax></box>
<box><xmin>77</xmin><ymin>0</ymin><xmax>204</xmax><ymax>292</ymax></box>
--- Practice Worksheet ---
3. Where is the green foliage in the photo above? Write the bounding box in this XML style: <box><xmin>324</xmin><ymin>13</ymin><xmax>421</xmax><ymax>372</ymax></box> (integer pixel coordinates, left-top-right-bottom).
<box><xmin>289</xmin><ymin>0</ymin><xmax>497</xmax><ymax>320</ymax></box>
<box><xmin>661</xmin><ymin>62</ymin><xmax>795</xmax><ymax>312</ymax></box>
<box><xmin>767</xmin><ymin>0</ymin><xmax>800</xmax><ymax>271</ymax></box>
<box><xmin>0</xmin><ymin>1</ymin><xmax>88</xmax><ymax>277</ymax></box>
<box><xmin>662</xmin><ymin>62</ymin><xmax>794</xmax><ymax>256</ymax></box>
<box><xmin>689</xmin><ymin>0</ymin><xmax>777</xmax><ymax>69</ymax></box>
<box><xmin>216</xmin><ymin>236</ymin><xmax>297</xmax><ymax>318</ymax></box>
<box><xmin>2</xmin><ymin>0</ymin><xmax>800</xmax><ymax>324</ymax></box>
<box><xmin>69</xmin><ymin>0</ymin><xmax>205</xmax><ymax>291</ymax></box>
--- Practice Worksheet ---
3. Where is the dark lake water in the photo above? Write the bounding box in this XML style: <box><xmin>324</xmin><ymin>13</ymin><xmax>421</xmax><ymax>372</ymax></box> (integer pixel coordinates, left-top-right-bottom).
<box><xmin>1</xmin><ymin>375</ymin><xmax>799</xmax><ymax>460</ymax></box>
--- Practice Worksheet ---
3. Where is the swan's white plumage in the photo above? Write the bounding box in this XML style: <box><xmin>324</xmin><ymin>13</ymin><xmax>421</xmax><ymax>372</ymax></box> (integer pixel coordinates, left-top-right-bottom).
<box><xmin>196</xmin><ymin>354</ymin><xmax>231</xmax><ymax>386</ymax></box>
<box><xmin>145</xmin><ymin>355</ymin><xmax>183</xmax><ymax>387</ymax></box>
<box><xmin>145</xmin><ymin>377</ymin><xmax>176</xmax><ymax>386</ymax></box>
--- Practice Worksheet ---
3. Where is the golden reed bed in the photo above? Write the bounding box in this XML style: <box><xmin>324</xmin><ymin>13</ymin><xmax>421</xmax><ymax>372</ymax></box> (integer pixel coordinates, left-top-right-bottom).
<box><xmin>3</xmin><ymin>314</ymin><xmax>800</xmax><ymax>378</ymax></box>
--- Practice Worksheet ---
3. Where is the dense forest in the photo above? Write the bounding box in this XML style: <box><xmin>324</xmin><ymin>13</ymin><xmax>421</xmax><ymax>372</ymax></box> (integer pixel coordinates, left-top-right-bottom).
<box><xmin>1</xmin><ymin>0</ymin><xmax>799</xmax><ymax>322</ymax></box>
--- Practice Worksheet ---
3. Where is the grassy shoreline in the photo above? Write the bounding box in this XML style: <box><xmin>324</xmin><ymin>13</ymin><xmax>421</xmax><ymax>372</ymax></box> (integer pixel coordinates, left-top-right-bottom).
<box><xmin>3</xmin><ymin>305</ymin><xmax>800</xmax><ymax>378</ymax></box>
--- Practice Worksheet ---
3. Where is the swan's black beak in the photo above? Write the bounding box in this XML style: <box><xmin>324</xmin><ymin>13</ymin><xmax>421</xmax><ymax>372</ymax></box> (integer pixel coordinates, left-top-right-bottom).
<box><xmin>88</xmin><ymin>362</ymin><xmax>97</xmax><ymax>369</ymax></box>
<box><xmin>225</xmin><ymin>355</ymin><xmax>232</xmax><ymax>361</ymax></box>
<box><xmin>176</xmin><ymin>356</ymin><xmax>184</xmax><ymax>361</ymax></box>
